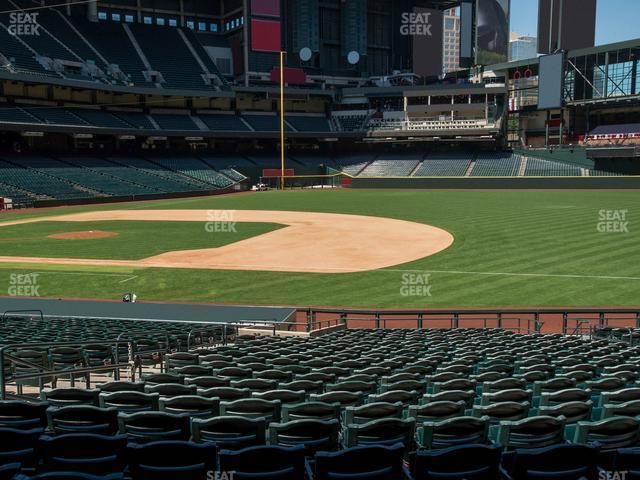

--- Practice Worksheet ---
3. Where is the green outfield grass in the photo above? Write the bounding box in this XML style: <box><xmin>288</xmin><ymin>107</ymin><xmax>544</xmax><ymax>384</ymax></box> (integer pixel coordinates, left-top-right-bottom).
<box><xmin>0</xmin><ymin>220</ymin><xmax>282</xmax><ymax>260</ymax></box>
<box><xmin>0</xmin><ymin>189</ymin><xmax>638</xmax><ymax>307</ymax></box>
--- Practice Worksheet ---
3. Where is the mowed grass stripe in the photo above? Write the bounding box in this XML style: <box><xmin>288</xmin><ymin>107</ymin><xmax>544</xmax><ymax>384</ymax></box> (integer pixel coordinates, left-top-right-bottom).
<box><xmin>0</xmin><ymin>189</ymin><xmax>637</xmax><ymax>307</ymax></box>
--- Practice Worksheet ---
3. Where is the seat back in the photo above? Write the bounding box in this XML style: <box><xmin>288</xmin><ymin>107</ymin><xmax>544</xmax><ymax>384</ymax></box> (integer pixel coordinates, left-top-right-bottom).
<box><xmin>418</xmin><ymin>416</ymin><xmax>490</xmax><ymax>449</ymax></box>
<box><xmin>497</xmin><ymin>415</ymin><xmax>566</xmax><ymax>450</ymax></box>
<box><xmin>472</xmin><ymin>401</ymin><xmax>530</xmax><ymax>423</ymax></box>
<box><xmin>268</xmin><ymin>419</ymin><xmax>339</xmax><ymax>454</ymax></box>
<box><xmin>253</xmin><ymin>389</ymin><xmax>306</xmax><ymax>404</ymax></box>
<box><xmin>574</xmin><ymin>417</ymin><xmax>640</xmax><ymax>449</ymax></box>
<box><xmin>41</xmin><ymin>388</ymin><xmax>100</xmax><ymax>407</ymax></box>
<box><xmin>159</xmin><ymin>395</ymin><xmax>220</xmax><ymax>418</ymax></box>
<box><xmin>141</xmin><ymin>373</ymin><xmax>185</xmax><ymax>385</ymax></box>
<box><xmin>369</xmin><ymin>390</ymin><xmax>420</xmax><ymax>406</ymax></box>
<box><xmin>231</xmin><ymin>379</ymin><xmax>279</xmax><ymax>392</ymax></box>
<box><xmin>218</xmin><ymin>445</ymin><xmax>306</xmax><ymax>480</ymax></box>
<box><xmin>99</xmin><ymin>392</ymin><xmax>159</xmax><ymax>413</ymax></box>
<box><xmin>602</xmin><ymin>399</ymin><xmax>640</xmax><ymax>419</ymax></box>
<box><xmin>96</xmin><ymin>381</ymin><xmax>145</xmax><ymax>393</ymax></box>
<box><xmin>481</xmin><ymin>389</ymin><xmax>532</xmax><ymax>406</ymax></box>
<box><xmin>310</xmin><ymin>391</ymin><xmax>365</xmax><ymax>408</ymax></box>
<box><xmin>184</xmin><ymin>376</ymin><xmax>231</xmax><ymax>389</ymax></box>
<box><xmin>190</xmin><ymin>415</ymin><xmax>266</xmax><ymax>449</ymax></box>
<box><xmin>538</xmin><ymin>401</ymin><xmax>593</xmax><ymax>423</ymax></box>
<box><xmin>0</xmin><ymin>400</ymin><xmax>47</xmax><ymax>429</ymax></box>
<box><xmin>422</xmin><ymin>390</ymin><xmax>475</xmax><ymax>408</ymax></box>
<box><xmin>344</xmin><ymin>402</ymin><xmax>404</xmax><ymax>425</ymax></box>
<box><xmin>281</xmin><ymin>402</ymin><xmax>341</xmax><ymax>422</ymax></box>
<box><xmin>510</xmin><ymin>444</ymin><xmax>599</xmax><ymax>479</ymax></box>
<box><xmin>412</xmin><ymin>443</ymin><xmax>502</xmax><ymax>480</ymax></box>
<box><xmin>539</xmin><ymin>388</ymin><xmax>592</xmax><ymax>407</ymax></box>
<box><xmin>127</xmin><ymin>440</ymin><xmax>217</xmax><ymax>480</ymax></box>
<box><xmin>197</xmin><ymin>386</ymin><xmax>251</xmax><ymax>400</ymax></box>
<box><xmin>408</xmin><ymin>401</ymin><xmax>466</xmax><ymax>422</ymax></box>
<box><xmin>345</xmin><ymin>417</ymin><xmax>416</xmax><ymax>449</ymax></box>
<box><xmin>0</xmin><ymin>427</ymin><xmax>43</xmax><ymax>467</ymax></box>
<box><xmin>118</xmin><ymin>412</ymin><xmax>190</xmax><ymax>443</ymax></box>
<box><xmin>220</xmin><ymin>398</ymin><xmax>281</xmax><ymax>423</ymax></box>
<box><xmin>47</xmin><ymin>405</ymin><xmax>119</xmax><ymax>435</ymax></box>
<box><xmin>313</xmin><ymin>443</ymin><xmax>405</xmax><ymax>480</ymax></box>
<box><xmin>144</xmin><ymin>383</ymin><xmax>198</xmax><ymax>397</ymax></box>
<box><xmin>601</xmin><ymin>388</ymin><xmax>640</xmax><ymax>406</ymax></box>
<box><xmin>38</xmin><ymin>433</ymin><xmax>127</xmax><ymax>474</ymax></box>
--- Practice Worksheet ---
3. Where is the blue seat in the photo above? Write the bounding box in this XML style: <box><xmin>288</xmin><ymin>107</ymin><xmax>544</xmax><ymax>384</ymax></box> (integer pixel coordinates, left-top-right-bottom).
<box><xmin>412</xmin><ymin>444</ymin><xmax>502</xmax><ymax>480</ymax></box>
<box><xmin>310</xmin><ymin>443</ymin><xmax>406</xmax><ymax>480</ymax></box>
<box><xmin>344</xmin><ymin>417</ymin><xmax>416</xmax><ymax>450</ymax></box>
<box><xmin>118</xmin><ymin>412</ymin><xmax>191</xmax><ymax>443</ymax></box>
<box><xmin>0</xmin><ymin>427</ymin><xmax>42</xmax><ymax>468</ymax></box>
<box><xmin>503</xmin><ymin>444</ymin><xmax>599</xmax><ymax>480</ymax></box>
<box><xmin>0</xmin><ymin>463</ymin><xmax>20</xmax><ymax>480</ymax></box>
<box><xmin>0</xmin><ymin>400</ymin><xmax>48</xmax><ymax>429</ymax></box>
<box><xmin>218</xmin><ymin>445</ymin><xmax>306</xmax><ymax>479</ymax></box>
<box><xmin>23</xmin><ymin>473</ymin><xmax>124</xmax><ymax>479</ymax></box>
<box><xmin>611</xmin><ymin>447</ymin><xmax>640</xmax><ymax>480</ymax></box>
<box><xmin>190</xmin><ymin>416</ymin><xmax>266</xmax><ymax>449</ymax></box>
<box><xmin>127</xmin><ymin>440</ymin><xmax>217</xmax><ymax>480</ymax></box>
<box><xmin>46</xmin><ymin>406</ymin><xmax>119</xmax><ymax>435</ymax></box>
<box><xmin>268</xmin><ymin>419</ymin><xmax>340</xmax><ymax>455</ymax></box>
<box><xmin>38</xmin><ymin>433</ymin><xmax>127</xmax><ymax>475</ymax></box>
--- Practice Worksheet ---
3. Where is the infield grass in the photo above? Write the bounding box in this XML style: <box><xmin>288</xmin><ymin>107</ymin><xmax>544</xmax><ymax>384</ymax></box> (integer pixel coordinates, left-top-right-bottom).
<box><xmin>0</xmin><ymin>189</ymin><xmax>638</xmax><ymax>307</ymax></box>
<box><xmin>0</xmin><ymin>220</ymin><xmax>282</xmax><ymax>260</ymax></box>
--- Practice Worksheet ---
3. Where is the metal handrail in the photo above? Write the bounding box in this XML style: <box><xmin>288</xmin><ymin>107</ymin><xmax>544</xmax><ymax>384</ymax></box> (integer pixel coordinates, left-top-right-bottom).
<box><xmin>0</xmin><ymin>339</ymin><xmax>136</xmax><ymax>400</ymax></box>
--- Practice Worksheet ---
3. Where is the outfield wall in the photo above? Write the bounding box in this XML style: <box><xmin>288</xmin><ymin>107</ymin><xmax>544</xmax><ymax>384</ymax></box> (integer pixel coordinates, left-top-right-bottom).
<box><xmin>350</xmin><ymin>176</ymin><xmax>640</xmax><ymax>189</ymax></box>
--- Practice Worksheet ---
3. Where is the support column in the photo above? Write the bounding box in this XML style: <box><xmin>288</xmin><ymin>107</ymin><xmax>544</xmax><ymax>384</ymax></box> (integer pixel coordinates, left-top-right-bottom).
<box><xmin>243</xmin><ymin>0</ymin><xmax>250</xmax><ymax>87</ymax></box>
<box><xmin>87</xmin><ymin>0</ymin><xmax>98</xmax><ymax>22</ymax></box>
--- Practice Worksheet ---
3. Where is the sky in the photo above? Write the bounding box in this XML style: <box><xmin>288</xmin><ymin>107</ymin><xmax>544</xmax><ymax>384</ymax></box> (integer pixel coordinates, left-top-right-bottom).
<box><xmin>510</xmin><ymin>0</ymin><xmax>640</xmax><ymax>45</ymax></box>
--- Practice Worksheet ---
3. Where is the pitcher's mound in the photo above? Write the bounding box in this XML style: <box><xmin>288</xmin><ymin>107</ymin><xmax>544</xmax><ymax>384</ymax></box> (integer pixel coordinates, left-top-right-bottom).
<box><xmin>48</xmin><ymin>230</ymin><xmax>119</xmax><ymax>240</ymax></box>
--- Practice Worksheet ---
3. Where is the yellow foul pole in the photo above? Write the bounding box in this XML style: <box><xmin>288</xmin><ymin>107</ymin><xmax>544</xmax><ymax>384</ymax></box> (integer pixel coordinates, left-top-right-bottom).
<box><xmin>280</xmin><ymin>51</ymin><xmax>286</xmax><ymax>190</ymax></box>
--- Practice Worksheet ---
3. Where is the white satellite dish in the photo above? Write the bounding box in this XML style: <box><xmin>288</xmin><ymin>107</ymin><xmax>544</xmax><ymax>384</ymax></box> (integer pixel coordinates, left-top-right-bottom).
<box><xmin>299</xmin><ymin>47</ymin><xmax>312</xmax><ymax>62</ymax></box>
<box><xmin>347</xmin><ymin>51</ymin><xmax>360</xmax><ymax>65</ymax></box>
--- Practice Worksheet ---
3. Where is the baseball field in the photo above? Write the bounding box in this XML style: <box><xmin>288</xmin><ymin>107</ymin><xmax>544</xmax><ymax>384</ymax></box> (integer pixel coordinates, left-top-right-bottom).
<box><xmin>0</xmin><ymin>188</ymin><xmax>638</xmax><ymax>308</ymax></box>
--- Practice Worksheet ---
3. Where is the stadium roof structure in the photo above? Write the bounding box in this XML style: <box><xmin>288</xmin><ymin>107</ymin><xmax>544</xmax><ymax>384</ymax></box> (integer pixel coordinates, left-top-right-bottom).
<box><xmin>342</xmin><ymin>82</ymin><xmax>504</xmax><ymax>98</ymax></box>
<box><xmin>486</xmin><ymin>38</ymin><xmax>640</xmax><ymax>72</ymax></box>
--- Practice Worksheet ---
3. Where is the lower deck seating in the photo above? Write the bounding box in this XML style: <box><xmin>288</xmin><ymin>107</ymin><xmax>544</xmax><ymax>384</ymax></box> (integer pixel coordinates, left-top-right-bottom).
<box><xmin>0</xmin><ymin>156</ymin><xmax>95</xmax><ymax>202</ymax></box>
<box><xmin>287</xmin><ymin>116</ymin><xmax>331</xmax><ymax>132</ymax></box>
<box><xmin>358</xmin><ymin>156</ymin><xmax>421</xmax><ymax>177</ymax></box>
<box><xmin>148</xmin><ymin>157</ymin><xmax>234</xmax><ymax>189</ymax></box>
<box><xmin>0</xmin><ymin>155</ymin><xmax>245</xmax><ymax>206</ymax></box>
<box><xmin>22</xmin><ymin>156</ymin><xmax>156</xmax><ymax>196</ymax></box>
<box><xmin>2</xmin><ymin>328</ymin><xmax>640</xmax><ymax>478</ymax></box>
<box><xmin>524</xmin><ymin>157</ymin><xmax>582</xmax><ymax>176</ymax></box>
<box><xmin>335</xmin><ymin>155</ymin><xmax>375</xmax><ymax>176</ymax></box>
<box><xmin>242</xmin><ymin>115</ymin><xmax>293</xmax><ymax>132</ymax></box>
<box><xmin>413</xmin><ymin>153</ymin><xmax>473</xmax><ymax>176</ymax></box>
<box><xmin>0</xmin><ymin>181</ymin><xmax>37</xmax><ymax>205</ymax></box>
<box><xmin>335</xmin><ymin>115</ymin><xmax>367</xmax><ymax>132</ymax></box>
<box><xmin>471</xmin><ymin>152</ymin><xmax>522</xmax><ymax>176</ymax></box>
